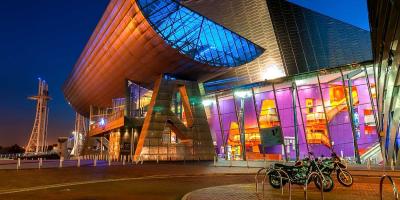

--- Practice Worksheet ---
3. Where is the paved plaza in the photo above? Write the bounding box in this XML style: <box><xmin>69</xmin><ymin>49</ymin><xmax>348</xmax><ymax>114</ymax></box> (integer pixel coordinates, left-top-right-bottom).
<box><xmin>182</xmin><ymin>180</ymin><xmax>398</xmax><ymax>200</ymax></box>
<box><xmin>0</xmin><ymin>161</ymin><xmax>398</xmax><ymax>200</ymax></box>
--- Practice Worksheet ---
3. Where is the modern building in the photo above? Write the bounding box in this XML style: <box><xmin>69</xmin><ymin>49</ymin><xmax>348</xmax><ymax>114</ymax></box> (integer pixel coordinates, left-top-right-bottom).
<box><xmin>64</xmin><ymin>0</ymin><xmax>382</xmax><ymax>163</ymax></box>
<box><xmin>185</xmin><ymin>0</ymin><xmax>372</xmax><ymax>90</ymax></box>
<box><xmin>368</xmin><ymin>0</ymin><xmax>400</xmax><ymax>165</ymax></box>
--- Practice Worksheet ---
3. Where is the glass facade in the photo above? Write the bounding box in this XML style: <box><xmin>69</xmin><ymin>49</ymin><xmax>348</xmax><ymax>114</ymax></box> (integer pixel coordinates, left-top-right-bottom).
<box><xmin>368</xmin><ymin>0</ymin><xmax>400</xmax><ymax>164</ymax></box>
<box><xmin>137</xmin><ymin>0</ymin><xmax>264</xmax><ymax>67</ymax></box>
<box><xmin>203</xmin><ymin>64</ymin><xmax>380</xmax><ymax>162</ymax></box>
<box><xmin>266</xmin><ymin>0</ymin><xmax>372</xmax><ymax>75</ymax></box>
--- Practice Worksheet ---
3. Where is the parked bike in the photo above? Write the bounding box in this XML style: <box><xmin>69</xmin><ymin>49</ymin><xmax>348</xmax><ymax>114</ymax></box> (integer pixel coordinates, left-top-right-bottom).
<box><xmin>268</xmin><ymin>152</ymin><xmax>334</xmax><ymax>192</ymax></box>
<box><xmin>318</xmin><ymin>152</ymin><xmax>353</xmax><ymax>187</ymax></box>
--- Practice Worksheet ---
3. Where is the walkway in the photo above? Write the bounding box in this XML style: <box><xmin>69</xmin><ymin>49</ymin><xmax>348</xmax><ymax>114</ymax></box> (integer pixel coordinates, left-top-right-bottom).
<box><xmin>182</xmin><ymin>180</ymin><xmax>398</xmax><ymax>200</ymax></box>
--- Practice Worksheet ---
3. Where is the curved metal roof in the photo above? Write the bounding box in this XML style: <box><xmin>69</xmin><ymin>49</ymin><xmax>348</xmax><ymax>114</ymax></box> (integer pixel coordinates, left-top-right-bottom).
<box><xmin>63</xmin><ymin>0</ymin><xmax>264</xmax><ymax>116</ymax></box>
<box><xmin>137</xmin><ymin>0</ymin><xmax>264</xmax><ymax>67</ymax></box>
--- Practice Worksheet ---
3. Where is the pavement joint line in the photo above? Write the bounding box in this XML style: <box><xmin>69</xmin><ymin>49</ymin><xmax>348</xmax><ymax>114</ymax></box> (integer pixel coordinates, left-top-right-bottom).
<box><xmin>0</xmin><ymin>172</ymin><xmax>396</xmax><ymax>195</ymax></box>
<box><xmin>0</xmin><ymin>173</ymin><xmax>249</xmax><ymax>195</ymax></box>
<box><xmin>180</xmin><ymin>184</ymin><xmax>244</xmax><ymax>200</ymax></box>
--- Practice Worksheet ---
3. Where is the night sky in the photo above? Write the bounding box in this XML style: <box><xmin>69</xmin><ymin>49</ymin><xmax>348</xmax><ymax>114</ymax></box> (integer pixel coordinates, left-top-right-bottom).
<box><xmin>0</xmin><ymin>0</ymin><xmax>369</xmax><ymax>147</ymax></box>
<box><xmin>0</xmin><ymin>0</ymin><xmax>108</xmax><ymax>147</ymax></box>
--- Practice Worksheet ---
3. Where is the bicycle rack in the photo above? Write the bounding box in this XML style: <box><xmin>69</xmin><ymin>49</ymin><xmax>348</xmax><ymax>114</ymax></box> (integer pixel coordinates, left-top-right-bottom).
<box><xmin>380</xmin><ymin>175</ymin><xmax>399</xmax><ymax>200</ymax></box>
<box><xmin>267</xmin><ymin>168</ymin><xmax>292</xmax><ymax>200</ymax></box>
<box><xmin>254</xmin><ymin>167</ymin><xmax>292</xmax><ymax>200</ymax></box>
<box><xmin>303</xmin><ymin>172</ymin><xmax>324</xmax><ymax>200</ymax></box>
<box><xmin>255</xmin><ymin>167</ymin><xmax>268</xmax><ymax>193</ymax></box>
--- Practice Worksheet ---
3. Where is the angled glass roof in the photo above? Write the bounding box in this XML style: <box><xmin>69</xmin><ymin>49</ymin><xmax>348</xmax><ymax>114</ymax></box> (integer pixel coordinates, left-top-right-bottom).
<box><xmin>137</xmin><ymin>0</ymin><xmax>265</xmax><ymax>67</ymax></box>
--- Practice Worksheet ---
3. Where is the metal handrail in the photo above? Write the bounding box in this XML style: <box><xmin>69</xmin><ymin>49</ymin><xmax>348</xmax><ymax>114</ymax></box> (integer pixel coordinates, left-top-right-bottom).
<box><xmin>304</xmin><ymin>172</ymin><xmax>324</xmax><ymax>200</ymax></box>
<box><xmin>380</xmin><ymin>175</ymin><xmax>399</xmax><ymax>200</ymax></box>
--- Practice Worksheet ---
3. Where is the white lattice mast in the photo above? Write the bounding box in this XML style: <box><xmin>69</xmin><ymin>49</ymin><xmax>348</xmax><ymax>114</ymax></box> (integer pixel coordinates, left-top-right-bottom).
<box><xmin>25</xmin><ymin>78</ymin><xmax>51</xmax><ymax>154</ymax></box>
<box><xmin>71</xmin><ymin>112</ymin><xmax>87</xmax><ymax>156</ymax></box>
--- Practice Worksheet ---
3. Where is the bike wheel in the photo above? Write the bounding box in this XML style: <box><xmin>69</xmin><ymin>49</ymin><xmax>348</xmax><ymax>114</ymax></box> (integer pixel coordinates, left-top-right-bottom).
<box><xmin>337</xmin><ymin>170</ymin><xmax>353</xmax><ymax>187</ymax></box>
<box><xmin>314</xmin><ymin>174</ymin><xmax>334</xmax><ymax>192</ymax></box>
<box><xmin>268</xmin><ymin>171</ymin><xmax>286</xmax><ymax>189</ymax></box>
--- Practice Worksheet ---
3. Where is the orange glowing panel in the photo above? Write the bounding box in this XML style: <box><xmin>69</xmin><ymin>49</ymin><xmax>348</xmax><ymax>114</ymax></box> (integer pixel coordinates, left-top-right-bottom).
<box><xmin>370</xmin><ymin>83</ymin><xmax>376</xmax><ymax>98</ymax></box>
<box><xmin>178</xmin><ymin>86</ymin><xmax>194</xmax><ymax>128</ymax></box>
<box><xmin>364</xmin><ymin>109</ymin><xmax>376</xmax><ymax>135</ymax></box>
<box><xmin>329</xmin><ymin>84</ymin><xmax>359</xmax><ymax>106</ymax></box>
<box><xmin>305</xmin><ymin>98</ymin><xmax>314</xmax><ymax>114</ymax></box>
<box><xmin>228</xmin><ymin>122</ymin><xmax>240</xmax><ymax>145</ymax></box>
<box><xmin>258</xmin><ymin>99</ymin><xmax>280</xmax><ymax>128</ymax></box>
<box><xmin>349</xmin><ymin>87</ymin><xmax>359</xmax><ymax>105</ymax></box>
<box><xmin>227</xmin><ymin>122</ymin><xmax>260</xmax><ymax>145</ymax></box>
<box><xmin>306</xmin><ymin>129</ymin><xmax>331</xmax><ymax>147</ymax></box>
<box><xmin>134</xmin><ymin>76</ymin><xmax>162</xmax><ymax>160</ymax></box>
<box><xmin>109</xmin><ymin>131</ymin><xmax>121</xmax><ymax>160</ymax></box>
<box><xmin>330</xmin><ymin>85</ymin><xmax>345</xmax><ymax>106</ymax></box>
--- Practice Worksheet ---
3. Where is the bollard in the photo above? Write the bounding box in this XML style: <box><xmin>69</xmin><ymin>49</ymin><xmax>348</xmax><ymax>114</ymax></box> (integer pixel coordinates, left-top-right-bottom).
<box><xmin>123</xmin><ymin>156</ymin><xmax>126</xmax><ymax>166</ymax></box>
<box><xmin>59</xmin><ymin>157</ymin><xmax>63</xmax><ymax>168</ymax></box>
<box><xmin>213</xmin><ymin>155</ymin><xmax>216</xmax><ymax>167</ymax></box>
<box><xmin>246</xmin><ymin>159</ymin><xmax>249</xmax><ymax>168</ymax></box>
<box><xmin>140</xmin><ymin>155</ymin><xmax>144</xmax><ymax>165</ymax></box>
<box><xmin>135</xmin><ymin>156</ymin><xmax>139</xmax><ymax>165</ymax></box>
<box><xmin>264</xmin><ymin>157</ymin><xmax>267</xmax><ymax>168</ymax></box>
<box><xmin>93</xmin><ymin>156</ymin><xmax>97</xmax><ymax>167</ymax></box>
<box><xmin>108</xmin><ymin>158</ymin><xmax>111</xmax><ymax>166</ymax></box>
<box><xmin>157</xmin><ymin>155</ymin><xmax>159</xmax><ymax>164</ymax></box>
<box><xmin>367</xmin><ymin>158</ymin><xmax>371</xmax><ymax>170</ymax></box>
<box><xmin>38</xmin><ymin>158</ymin><xmax>42</xmax><ymax>169</ymax></box>
<box><xmin>391</xmin><ymin>159</ymin><xmax>395</xmax><ymax>171</ymax></box>
<box><xmin>77</xmin><ymin>157</ymin><xmax>81</xmax><ymax>167</ymax></box>
<box><xmin>17</xmin><ymin>158</ymin><xmax>21</xmax><ymax>170</ymax></box>
<box><xmin>230</xmin><ymin>158</ymin><xmax>233</xmax><ymax>167</ymax></box>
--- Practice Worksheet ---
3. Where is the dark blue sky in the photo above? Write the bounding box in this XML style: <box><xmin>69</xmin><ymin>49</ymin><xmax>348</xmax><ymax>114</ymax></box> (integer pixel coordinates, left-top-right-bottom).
<box><xmin>0</xmin><ymin>0</ymin><xmax>108</xmax><ymax>146</ymax></box>
<box><xmin>289</xmin><ymin>0</ymin><xmax>370</xmax><ymax>30</ymax></box>
<box><xmin>0</xmin><ymin>0</ymin><xmax>369</xmax><ymax>147</ymax></box>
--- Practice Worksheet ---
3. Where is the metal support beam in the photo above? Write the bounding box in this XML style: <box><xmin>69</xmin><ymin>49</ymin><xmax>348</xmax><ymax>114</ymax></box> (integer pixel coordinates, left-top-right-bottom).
<box><xmin>291</xmin><ymin>82</ymin><xmax>300</xmax><ymax>160</ymax></box>
<box><xmin>215</xmin><ymin>95</ymin><xmax>226</xmax><ymax>159</ymax></box>
<box><xmin>239</xmin><ymin>98</ymin><xmax>247</xmax><ymax>161</ymax></box>
<box><xmin>316</xmin><ymin>75</ymin><xmax>334</xmax><ymax>148</ymax></box>
<box><xmin>272</xmin><ymin>83</ymin><xmax>288</xmax><ymax>161</ymax></box>
<box><xmin>339</xmin><ymin>69</ymin><xmax>361</xmax><ymax>164</ymax></box>
<box><xmin>293</xmin><ymin>80</ymin><xmax>309</xmax><ymax>154</ymax></box>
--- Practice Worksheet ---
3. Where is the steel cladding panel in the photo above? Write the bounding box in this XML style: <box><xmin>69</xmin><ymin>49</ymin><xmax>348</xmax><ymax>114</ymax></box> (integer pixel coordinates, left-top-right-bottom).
<box><xmin>266</xmin><ymin>0</ymin><xmax>372</xmax><ymax>74</ymax></box>
<box><xmin>186</xmin><ymin>0</ymin><xmax>372</xmax><ymax>90</ymax></box>
<box><xmin>63</xmin><ymin>0</ymin><xmax>263</xmax><ymax>116</ymax></box>
<box><xmin>185</xmin><ymin>0</ymin><xmax>286</xmax><ymax>85</ymax></box>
